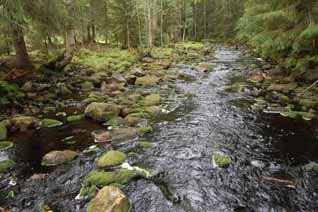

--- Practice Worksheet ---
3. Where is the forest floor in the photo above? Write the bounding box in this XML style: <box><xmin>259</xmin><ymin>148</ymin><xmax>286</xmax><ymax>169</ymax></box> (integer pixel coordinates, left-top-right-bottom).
<box><xmin>0</xmin><ymin>42</ymin><xmax>318</xmax><ymax>211</ymax></box>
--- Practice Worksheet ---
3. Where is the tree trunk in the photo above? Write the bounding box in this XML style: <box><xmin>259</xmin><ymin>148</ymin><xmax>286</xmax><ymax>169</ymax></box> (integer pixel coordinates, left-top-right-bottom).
<box><xmin>13</xmin><ymin>27</ymin><xmax>31</xmax><ymax>69</ymax></box>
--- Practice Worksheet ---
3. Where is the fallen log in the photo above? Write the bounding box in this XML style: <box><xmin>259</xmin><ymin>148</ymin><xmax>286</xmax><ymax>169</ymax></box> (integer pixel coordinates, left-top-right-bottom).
<box><xmin>43</xmin><ymin>51</ymin><xmax>73</xmax><ymax>72</ymax></box>
<box><xmin>261</xmin><ymin>176</ymin><xmax>297</xmax><ymax>188</ymax></box>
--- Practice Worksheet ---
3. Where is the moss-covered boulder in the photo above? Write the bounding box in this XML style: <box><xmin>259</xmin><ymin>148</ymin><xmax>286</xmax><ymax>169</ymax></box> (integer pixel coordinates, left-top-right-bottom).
<box><xmin>135</xmin><ymin>75</ymin><xmax>159</xmax><ymax>87</ymax></box>
<box><xmin>124</xmin><ymin>113</ymin><xmax>148</xmax><ymax>125</ymax></box>
<box><xmin>85</xmin><ymin>102</ymin><xmax>121</xmax><ymax>122</ymax></box>
<box><xmin>0</xmin><ymin>121</ymin><xmax>7</xmax><ymax>141</ymax></box>
<box><xmin>87</xmin><ymin>186</ymin><xmax>130</xmax><ymax>212</ymax></box>
<box><xmin>97</xmin><ymin>150</ymin><xmax>127</xmax><ymax>168</ymax></box>
<box><xmin>143</xmin><ymin>94</ymin><xmax>161</xmax><ymax>106</ymax></box>
<box><xmin>41</xmin><ymin>150</ymin><xmax>78</xmax><ymax>166</ymax></box>
<box><xmin>79</xmin><ymin>185</ymin><xmax>98</xmax><ymax>199</ymax></box>
<box><xmin>66</xmin><ymin>114</ymin><xmax>84</xmax><ymax>122</ymax></box>
<box><xmin>212</xmin><ymin>153</ymin><xmax>232</xmax><ymax>168</ymax></box>
<box><xmin>0</xmin><ymin>160</ymin><xmax>15</xmax><ymax>172</ymax></box>
<box><xmin>0</xmin><ymin>141</ymin><xmax>13</xmax><ymax>150</ymax></box>
<box><xmin>41</xmin><ymin>119</ymin><xmax>63</xmax><ymax>128</ymax></box>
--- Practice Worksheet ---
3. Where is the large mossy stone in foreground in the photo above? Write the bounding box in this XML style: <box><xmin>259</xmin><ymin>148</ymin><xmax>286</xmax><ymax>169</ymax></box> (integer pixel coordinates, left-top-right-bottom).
<box><xmin>87</xmin><ymin>186</ymin><xmax>130</xmax><ymax>212</ymax></box>
<box><xmin>212</xmin><ymin>153</ymin><xmax>232</xmax><ymax>168</ymax></box>
<box><xmin>0</xmin><ymin>160</ymin><xmax>15</xmax><ymax>172</ymax></box>
<box><xmin>143</xmin><ymin>94</ymin><xmax>161</xmax><ymax>106</ymax></box>
<box><xmin>85</xmin><ymin>102</ymin><xmax>121</xmax><ymax>122</ymax></box>
<box><xmin>97</xmin><ymin>150</ymin><xmax>127</xmax><ymax>168</ymax></box>
<box><xmin>0</xmin><ymin>122</ymin><xmax>7</xmax><ymax>140</ymax></box>
<box><xmin>41</xmin><ymin>150</ymin><xmax>78</xmax><ymax>166</ymax></box>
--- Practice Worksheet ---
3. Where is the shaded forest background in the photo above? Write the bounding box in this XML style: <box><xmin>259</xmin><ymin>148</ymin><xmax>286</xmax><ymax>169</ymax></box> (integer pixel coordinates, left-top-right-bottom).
<box><xmin>0</xmin><ymin>0</ymin><xmax>318</xmax><ymax>73</ymax></box>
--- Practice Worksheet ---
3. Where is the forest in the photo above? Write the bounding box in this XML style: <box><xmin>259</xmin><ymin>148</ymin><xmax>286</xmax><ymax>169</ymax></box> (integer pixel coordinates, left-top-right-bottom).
<box><xmin>1</xmin><ymin>0</ymin><xmax>318</xmax><ymax>212</ymax></box>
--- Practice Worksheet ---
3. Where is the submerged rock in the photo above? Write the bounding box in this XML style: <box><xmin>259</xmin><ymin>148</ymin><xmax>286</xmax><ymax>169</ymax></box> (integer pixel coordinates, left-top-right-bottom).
<box><xmin>93</xmin><ymin>131</ymin><xmax>112</xmax><ymax>143</ymax></box>
<box><xmin>0</xmin><ymin>159</ymin><xmax>15</xmax><ymax>172</ymax></box>
<box><xmin>0</xmin><ymin>121</ymin><xmax>7</xmax><ymax>140</ymax></box>
<box><xmin>40</xmin><ymin>119</ymin><xmax>63</xmax><ymax>128</ymax></box>
<box><xmin>97</xmin><ymin>150</ymin><xmax>127</xmax><ymax>168</ymax></box>
<box><xmin>41</xmin><ymin>150</ymin><xmax>78</xmax><ymax>166</ymax></box>
<box><xmin>212</xmin><ymin>153</ymin><xmax>232</xmax><ymax>168</ymax></box>
<box><xmin>85</xmin><ymin>102</ymin><xmax>121</xmax><ymax>122</ymax></box>
<box><xmin>87</xmin><ymin>186</ymin><xmax>130</xmax><ymax>212</ymax></box>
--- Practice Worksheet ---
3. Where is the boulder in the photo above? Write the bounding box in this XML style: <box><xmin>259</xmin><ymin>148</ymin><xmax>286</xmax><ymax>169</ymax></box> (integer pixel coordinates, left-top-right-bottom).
<box><xmin>41</xmin><ymin>150</ymin><xmax>78</xmax><ymax>166</ymax></box>
<box><xmin>212</xmin><ymin>153</ymin><xmax>232</xmax><ymax>168</ymax></box>
<box><xmin>97</xmin><ymin>150</ymin><xmax>127</xmax><ymax>168</ymax></box>
<box><xmin>143</xmin><ymin>94</ymin><xmax>161</xmax><ymax>106</ymax></box>
<box><xmin>10</xmin><ymin>116</ymin><xmax>40</xmax><ymax>131</ymax></box>
<box><xmin>85</xmin><ymin>102</ymin><xmax>121</xmax><ymax>122</ymax></box>
<box><xmin>87</xmin><ymin>186</ymin><xmax>130</xmax><ymax>212</ymax></box>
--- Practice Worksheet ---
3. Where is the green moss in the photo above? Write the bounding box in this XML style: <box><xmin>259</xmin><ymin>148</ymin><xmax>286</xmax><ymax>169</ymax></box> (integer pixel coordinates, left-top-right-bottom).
<box><xmin>143</xmin><ymin>94</ymin><xmax>161</xmax><ymax>106</ymax></box>
<box><xmin>81</xmin><ymin>81</ymin><xmax>94</xmax><ymax>90</ymax></box>
<box><xmin>83</xmin><ymin>168</ymin><xmax>143</xmax><ymax>187</ymax></box>
<box><xmin>0</xmin><ymin>141</ymin><xmax>13</xmax><ymax>150</ymax></box>
<box><xmin>137</xmin><ymin>141</ymin><xmax>154</xmax><ymax>148</ymax></box>
<box><xmin>0</xmin><ymin>160</ymin><xmax>15</xmax><ymax>172</ymax></box>
<box><xmin>125</xmin><ymin>112</ymin><xmax>148</xmax><ymax>125</ymax></box>
<box><xmin>79</xmin><ymin>185</ymin><xmax>98</xmax><ymax>199</ymax></box>
<box><xmin>137</xmin><ymin>126</ymin><xmax>153</xmax><ymax>136</ymax></box>
<box><xmin>41</xmin><ymin>119</ymin><xmax>63</xmax><ymax>128</ymax></box>
<box><xmin>135</xmin><ymin>75</ymin><xmax>159</xmax><ymax>87</ymax></box>
<box><xmin>0</xmin><ymin>121</ymin><xmax>7</xmax><ymax>140</ymax></box>
<box><xmin>175</xmin><ymin>41</ymin><xmax>205</xmax><ymax>50</ymax></box>
<box><xmin>97</xmin><ymin>150</ymin><xmax>127</xmax><ymax>168</ymax></box>
<box><xmin>212</xmin><ymin>153</ymin><xmax>232</xmax><ymax>168</ymax></box>
<box><xmin>66</xmin><ymin>115</ymin><xmax>84</xmax><ymax>122</ymax></box>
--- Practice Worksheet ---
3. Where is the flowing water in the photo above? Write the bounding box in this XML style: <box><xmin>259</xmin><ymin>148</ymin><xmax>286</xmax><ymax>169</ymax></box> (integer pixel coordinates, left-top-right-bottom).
<box><xmin>2</xmin><ymin>46</ymin><xmax>318</xmax><ymax>211</ymax></box>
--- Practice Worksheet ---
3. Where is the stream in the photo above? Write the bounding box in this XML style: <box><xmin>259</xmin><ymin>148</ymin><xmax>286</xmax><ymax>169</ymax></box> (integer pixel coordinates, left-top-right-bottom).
<box><xmin>2</xmin><ymin>46</ymin><xmax>318</xmax><ymax>211</ymax></box>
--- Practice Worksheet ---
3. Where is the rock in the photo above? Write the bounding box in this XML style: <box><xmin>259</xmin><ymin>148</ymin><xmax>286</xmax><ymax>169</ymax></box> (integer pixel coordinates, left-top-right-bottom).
<box><xmin>79</xmin><ymin>185</ymin><xmax>98</xmax><ymax>199</ymax></box>
<box><xmin>22</xmin><ymin>81</ymin><xmax>33</xmax><ymax>92</ymax></box>
<box><xmin>66</xmin><ymin>114</ymin><xmax>84</xmax><ymax>122</ymax></box>
<box><xmin>143</xmin><ymin>94</ymin><xmax>161</xmax><ymax>106</ymax></box>
<box><xmin>224</xmin><ymin>82</ymin><xmax>248</xmax><ymax>92</ymax></box>
<box><xmin>0</xmin><ymin>122</ymin><xmax>7</xmax><ymax>140</ymax></box>
<box><xmin>251</xmin><ymin>160</ymin><xmax>266</xmax><ymax>168</ymax></box>
<box><xmin>101</xmin><ymin>82</ymin><xmax>125</xmax><ymax>95</ymax></box>
<box><xmin>40</xmin><ymin>119</ymin><xmax>63</xmax><ymax>128</ymax></box>
<box><xmin>93</xmin><ymin>131</ymin><xmax>112</xmax><ymax>143</ymax></box>
<box><xmin>10</xmin><ymin>116</ymin><xmax>40</xmax><ymax>131</ymax></box>
<box><xmin>137</xmin><ymin>141</ymin><xmax>154</xmax><ymax>148</ymax></box>
<box><xmin>299</xmin><ymin>99</ymin><xmax>318</xmax><ymax>111</ymax></box>
<box><xmin>81</xmin><ymin>81</ymin><xmax>94</xmax><ymax>91</ymax></box>
<box><xmin>42</xmin><ymin>106</ymin><xmax>56</xmax><ymax>113</ymax></box>
<box><xmin>124</xmin><ymin>113</ymin><xmax>148</xmax><ymax>125</ymax></box>
<box><xmin>110</xmin><ymin>128</ymin><xmax>138</xmax><ymax>142</ymax></box>
<box><xmin>0</xmin><ymin>141</ymin><xmax>13</xmax><ymax>150</ymax></box>
<box><xmin>97</xmin><ymin>150</ymin><xmax>127</xmax><ymax>168</ymax></box>
<box><xmin>130</xmin><ymin>67</ymin><xmax>145</xmax><ymax>77</ymax></box>
<box><xmin>106</xmin><ymin>117</ymin><xmax>128</xmax><ymax>127</ymax></box>
<box><xmin>41</xmin><ymin>150</ymin><xmax>78</xmax><ymax>166</ymax></box>
<box><xmin>267</xmin><ymin>83</ymin><xmax>297</xmax><ymax>92</ymax></box>
<box><xmin>249</xmin><ymin>73</ymin><xmax>265</xmax><ymax>82</ymax></box>
<box><xmin>135</xmin><ymin>75</ymin><xmax>159</xmax><ymax>87</ymax></box>
<box><xmin>212</xmin><ymin>153</ymin><xmax>232</xmax><ymax>168</ymax></box>
<box><xmin>197</xmin><ymin>63</ymin><xmax>213</xmax><ymax>72</ymax></box>
<box><xmin>0</xmin><ymin>160</ymin><xmax>15</xmax><ymax>172</ymax></box>
<box><xmin>144</xmin><ymin>106</ymin><xmax>161</xmax><ymax>115</ymax></box>
<box><xmin>85</xmin><ymin>102</ymin><xmax>121</xmax><ymax>122</ymax></box>
<box><xmin>87</xmin><ymin>186</ymin><xmax>130</xmax><ymax>212</ymax></box>
<box><xmin>303</xmin><ymin>162</ymin><xmax>318</xmax><ymax>172</ymax></box>
<box><xmin>137</xmin><ymin>126</ymin><xmax>153</xmax><ymax>136</ymax></box>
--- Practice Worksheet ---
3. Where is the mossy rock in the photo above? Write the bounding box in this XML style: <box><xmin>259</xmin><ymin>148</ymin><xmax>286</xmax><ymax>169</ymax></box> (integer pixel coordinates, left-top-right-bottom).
<box><xmin>137</xmin><ymin>126</ymin><xmax>153</xmax><ymax>136</ymax></box>
<box><xmin>87</xmin><ymin>186</ymin><xmax>130</xmax><ymax>212</ymax></box>
<box><xmin>135</xmin><ymin>75</ymin><xmax>159</xmax><ymax>87</ymax></box>
<box><xmin>124</xmin><ymin>113</ymin><xmax>148</xmax><ymax>125</ymax></box>
<box><xmin>66</xmin><ymin>115</ymin><xmax>84</xmax><ymax>122</ymax></box>
<box><xmin>144</xmin><ymin>106</ymin><xmax>161</xmax><ymax>115</ymax></box>
<box><xmin>212</xmin><ymin>153</ymin><xmax>232</xmax><ymax>168</ymax></box>
<box><xmin>41</xmin><ymin>150</ymin><xmax>78</xmax><ymax>166</ymax></box>
<box><xmin>0</xmin><ymin>141</ymin><xmax>13</xmax><ymax>151</ymax></box>
<box><xmin>81</xmin><ymin>81</ymin><xmax>94</xmax><ymax>90</ymax></box>
<box><xmin>137</xmin><ymin>141</ymin><xmax>154</xmax><ymax>149</ymax></box>
<box><xmin>83</xmin><ymin>168</ymin><xmax>142</xmax><ymax>187</ymax></box>
<box><xmin>299</xmin><ymin>98</ymin><xmax>318</xmax><ymax>110</ymax></box>
<box><xmin>97</xmin><ymin>150</ymin><xmax>127</xmax><ymax>168</ymax></box>
<box><xmin>143</xmin><ymin>94</ymin><xmax>161</xmax><ymax>106</ymax></box>
<box><xmin>106</xmin><ymin>117</ymin><xmax>128</xmax><ymax>127</ymax></box>
<box><xmin>0</xmin><ymin>121</ymin><xmax>7</xmax><ymax>141</ymax></box>
<box><xmin>127</xmin><ymin>152</ymin><xmax>140</xmax><ymax>158</ymax></box>
<box><xmin>41</xmin><ymin>119</ymin><xmax>63</xmax><ymax>128</ymax></box>
<box><xmin>85</xmin><ymin>102</ymin><xmax>121</xmax><ymax>122</ymax></box>
<box><xmin>0</xmin><ymin>160</ymin><xmax>15</xmax><ymax>172</ymax></box>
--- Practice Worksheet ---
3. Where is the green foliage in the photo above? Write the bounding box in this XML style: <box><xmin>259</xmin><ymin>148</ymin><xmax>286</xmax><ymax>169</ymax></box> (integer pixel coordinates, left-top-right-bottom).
<box><xmin>0</xmin><ymin>81</ymin><xmax>24</xmax><ymax>105</ymax></box>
